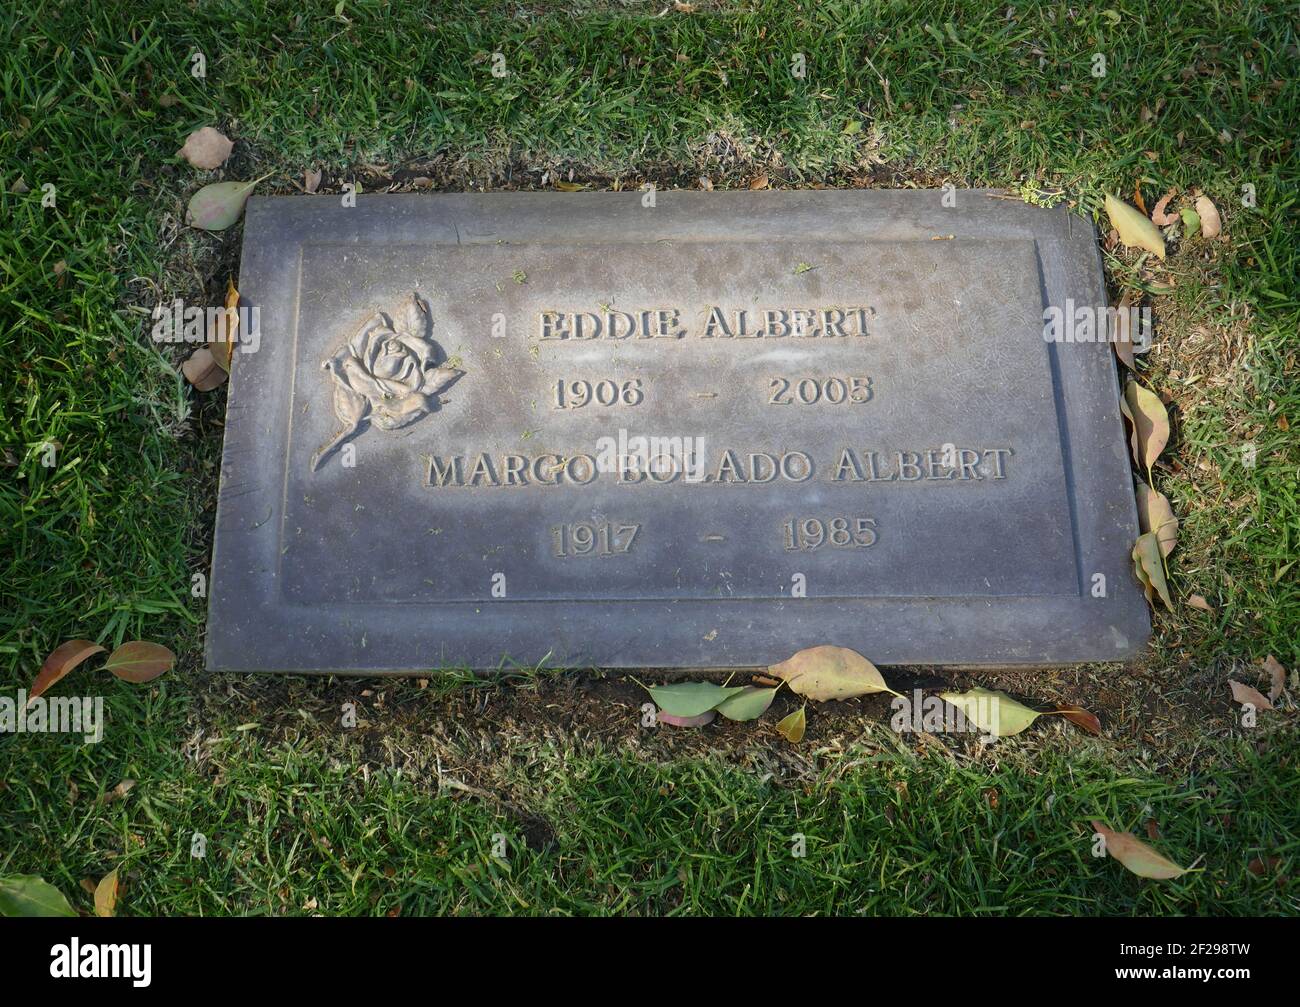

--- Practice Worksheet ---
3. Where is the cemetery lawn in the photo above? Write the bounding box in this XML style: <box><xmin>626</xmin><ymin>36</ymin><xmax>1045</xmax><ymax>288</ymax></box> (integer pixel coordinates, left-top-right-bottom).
<box><xmin>1</xmin><ymin>1</ymin><xmax>1296</xmax><ymax>915</ymax></box>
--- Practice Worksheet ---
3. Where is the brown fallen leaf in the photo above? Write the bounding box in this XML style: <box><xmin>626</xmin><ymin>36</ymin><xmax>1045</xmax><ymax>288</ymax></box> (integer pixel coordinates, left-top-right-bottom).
<box><xmin>304</xmin><ymin>168</ymin><xmax>322</xmax><ymax>193</ymax></box>
<box><xmin>1111</xmin><ymin>291</ymin><xmax>1138</xmax><ymax>370</ymax></box>
<box><xmin>1136</xmin><ymin>480</ymin><xmax>1178</xmax><ymax>557</ymax></box>
<box><xmin>1247</xmin><ymin>855</ymin><xmax>1281</xmax><ymax>876</ymax></box>
<box><xmin>101</xmin><ymin>779</ymin><xmax>136</xmax><ymax>805</ymax></box>
<box><xmin>182</xmin><ymin>347</ymin><xmax>228</xmax><ymax>391</ymax></box>
<box><xmin>1187</xmin><ymin>594</ymin><xmax>1214</xmax><ymax>612</ymax></box>
<box><xmin>1195</xmin><ymin>194</ymin><xmax>1222</xmax><ymax>238</ymax></box>
<box><xmin>177</xmin><ymin>126</ymin><xmax>234</xmax><ymax>170</ymax></box>
<box><xmin>94</xmin><ymin>869</ymin><xmax>118</xmax><ymax>918</ymax></box>
<box><xmin>1261</xmin><ymin>655</ymin><xmax>1286</xmax><ymax>704</ymax></box>
<box><xmin>1091</xmin><ymin>820</ymin><xmax>1188</xmax><ymax>879</ymax></box>
<box><xmin>749</xmin><ymin>174</ymin><xmax>769</xmax><ymax>190</ymax></box>
<box><xmin>1150</xmin><ymin>189</ymin><xmax>1178</xmax><ymax>226</ymax></box>
<box><xmin>1228</xmin><ymin>680</ymin><xmax>1272</xmax><ymax>711</ymax></box>
<box><xmin>1132</xmin><ymin>180</ymin><xmax>1147</xmax><ymax>215</ymax></box>
<box><xmin>1053</xmin><ymin>703</ymin><xmax>1102</xmax><ymax>735</ymax></box>
<box><xmin>28</xmin><ymin>640</ymin><xmax>106</xmax><ymax>705</ymax></box>
<box><xmin>212</xmin><ymin>278</ymin><xmax>239</xmax><ymax>373</ymax></box>
<box><xmin>1145</xmin><ymin>819</ymin><xmax>1161</xmax><ymax>841</ymax></box>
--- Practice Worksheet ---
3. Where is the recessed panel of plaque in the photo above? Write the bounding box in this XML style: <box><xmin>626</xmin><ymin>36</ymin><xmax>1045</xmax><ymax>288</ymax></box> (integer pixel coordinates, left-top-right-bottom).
<box><xmin>207</xmin><ymin>191</ymin><xmax>1149</xmax><ymax>672</ymax></box>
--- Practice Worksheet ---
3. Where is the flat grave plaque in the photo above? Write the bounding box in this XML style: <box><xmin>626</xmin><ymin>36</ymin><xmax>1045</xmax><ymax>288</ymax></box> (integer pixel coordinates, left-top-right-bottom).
<box><xmin>207</xmin><ymin>190</ymin><xmax>1149</xmax><ymax>672</ymax></box>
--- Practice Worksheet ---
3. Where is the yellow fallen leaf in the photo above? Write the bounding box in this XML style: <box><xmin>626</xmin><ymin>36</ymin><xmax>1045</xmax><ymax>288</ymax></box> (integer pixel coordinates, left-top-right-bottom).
<box><xmin>93</xmin><ymin>869</ymin><xmax>118</xmax><ymax>918</ymax></box>
<box><xmin>938</xmin><ymin>687</ymin><xmax>1041</xmax><ymax>736</ymax></box>
<box><xmin>1092</xmin><ymin>821</ymin><xmax>1188</xmax><ymax>879</ymax></box>
<box><xmin>1120</xmin><ymin>380</ymin><xmax>1170</xmax><ymax>475</ymax></box>
<box><xmin>775</xmin><ymin>705</ymin><xmax>806</xmax><ymax>743</ymax></box>
<box><xmin>1132</xmin><ymin>532</ymin><xmax>1173</xmax><ymax>609</ymax></box>
<box><xmin>768</xmin><ymin>645</ymin><xmax>894</xmax><ymax>701</ymax></box>
<box><xmin>1105</xmin><ymin>193</ymin><xmax>1166</xmax><ymax>259</ymax></box>
<box><xmin>1136</xmin><ymin>481</ymin><xmax>1178</xmax><ymax>557</ymax></box>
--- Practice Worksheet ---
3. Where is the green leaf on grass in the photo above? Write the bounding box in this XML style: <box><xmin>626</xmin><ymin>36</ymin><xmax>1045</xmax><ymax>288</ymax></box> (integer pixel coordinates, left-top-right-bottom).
<box><xmin>715</xmin><ymin>687</ymin><xmax>778</xmax><ymax>721</ymax></box>
<box><xmin>186</xmin><ymin>174</ymin><xmax>271</xmax><ymax>231</ymax></box>
<box><xmin>646</xmin><ymin>682</ymin><xmax>746</xmax><ymax>718</ymax></box>
<box><xmin>0</xmin><ymin>875</ymin><xmax>76</xmax><ymax>917</ymax></box>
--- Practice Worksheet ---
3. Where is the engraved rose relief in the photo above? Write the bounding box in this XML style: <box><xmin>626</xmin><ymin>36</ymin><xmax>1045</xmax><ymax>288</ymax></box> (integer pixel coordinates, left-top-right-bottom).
<box><xmin>311</xmin><ymin>291</ymin><xmax>463</xmax><ymax>471</ymax></box>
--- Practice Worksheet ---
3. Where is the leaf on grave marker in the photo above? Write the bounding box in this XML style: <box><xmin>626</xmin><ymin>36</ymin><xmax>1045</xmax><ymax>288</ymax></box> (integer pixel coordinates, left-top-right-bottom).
<box><xmin>1091</xmin><ymin>821</ymin><xmax>1187</xmax><ymax>879</ymax></box>
<box><xmin>177</xmin><ymin>126</ymin><xmax>233</xmax><ymax>170</ymax></box>
<box><xmin>1180</xmin><ymin>205</ymin><xmax>1200</xmax><ymax>236</ymax></box>
<box><xmin>1187</xmin><ymin>594</ymin><xmax>1214</xmax><ymax>612</ymax></box>
<box><xmin>93</xmin><ymin>869</ymin><xmax>119</xmax><ymax>918</ymax></box>
<box><xmin>1131</xmin><ymin>532</ymin><xmax>1173</xmax><ymax>609</ymax></box>
<box><xmin>102</xmin><ymin>641</ymin><xmax>175</xmax><ymax>683</ymax></box>
<box><xmin>181</xmin><ymin>347</ymin><xmax>228</xmax><ymax>390</ymax></box>
<box><xmin>1195</xmin><ymin>194</ymin><xmax>1221</xmax><ymax>238</ymax></box>
<box><xmin>1120</xmin><ymin>380</ymin><xmax>1170</xmax><ymax>474</ymax></box>
<box><xmin>1262</xmin><ymin>655</ymin><xmax>1286</xmax><ymax>704</ymax></box>
<box><xmin>1150</xmin><ymin>189</ymin><xmax>1178</xmax><ymax>226</ymax></box>
<box><xmin>646</xmin><ymin>682</ymin><xmax>746</xmax><ymax>718</ymax></box>
<box><xmin>658</xmin><ymin>710</ymin><xmax>716</xmax><ymax>728</ymax></box>
<box><xmin>775</xmin><ymin>705</ymin><xmax>806</xmax><ymax>743</ymax></box>
<box><xmin>1228</xmin><ymin>680</ymin><xmax>1272</xmax><ymax>711</ymax></box>
<box><xmin>0</xmin><ymin>875</ymin><xmax>77</xmax><ymax>917</ymax></box>
<box><xmin>715</xmin><ymin>687</ymin><xmax>778</xmax><ymax>722</ymax></box>
<box><xmin>28</xmin><ymin>639</ymin><xmax>106</xmax><ymax>705</ymax></box>
<box><xmin>212</xmin><ymin>278</ymin><xmax>239</xmax><ymax>373</ymax></box>
<box><xmin>1136</xmin><ymin>480</ymin><xmax>1178</xmax><ymax>556</ymax></box>
<box><xmin>768</xmin><ymin>645</ymin><xmax>894</xmax><ymax>701</ymax></box>
<box><xmin>938</xmin><ymin>687</ymin><xmax>1041</xmax><ymax>736</ymax></box>
<box><xmin>1105</xmin><ymin>193</ymin><xmax>1165</xmax><ymax>259</ymax></box>
<box><xmin>1111</xmin><ymin>291</ymin><xmax>1137</xmax><ymax>370</ymax></box>
<box><xmin>1052</xmin><ymin>704</ymin><xmax>1102</xmax><ymax>735</ymax></box>
<box><xmin>186</xmin><ymin>174</ymin><xmax>271</xmax><ymax>231</ymax></box>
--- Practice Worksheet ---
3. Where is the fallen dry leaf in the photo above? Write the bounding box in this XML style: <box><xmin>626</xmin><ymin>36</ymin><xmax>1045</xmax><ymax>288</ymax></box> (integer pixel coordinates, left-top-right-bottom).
<box><xmin>304</xmin><ymin>168</ymin><xmax>322</xmax><ymax>193</ymax></box>
<box><xmin>1053</xmin><ymin>703</ymin><xmax>1102</xmax><ymax>735</ymax></box>
<box><xmin>1091</xmin><ymin>820</ymin><xmax>1188</xmax><ymax>879</ymax></box>
<box><xmin>1120</xmin><ymin>380</ymin><xmax>1171</xmax><ymax>475</ymax></box>
<box><xmin>1136</xmin><ymin>481</ymin><xmax>1178</xmax><ymax>557</ymax></box>
<box><xmin>1229</xmin><ymin>680</ymin><xmax>1272</xmax><ymax>711</ymax></box>
<box><xmin>1195</xmin><ymin>194</ymin><xmax>1222</xmax><ymax>238</ymax></box>
<box><xmin>1132</xmin><ymin>532</ymin><xmax>1173</xmax><ymax>609</ymax></box>
<box><xmin>775</xmin><ymin>705</ymin><xmax>806</xmax><ymax>743</ymax></box>
<box><xmin>177</xmin><ymin>126</ymin><xmax>234</xmax><ymax>170</ymax></box>
<box><xmin>1261</xmin><ymin>655</ymin><xmax>1286</xmax><ymax>703</ymax></box>
<box><xmin>1187</xmin><ymin>594</ymin><xmax>1215</xmax><ymax>612</ymax></box>
<box><xmin>1150</xmin><ymin>189</ymin><xmax>1178</xmax><ymax>226</ymax></box>
<box><xmin>101</xmin><ymin>780</ymin><xmax>136</xmax><ymax>805</ymax></box>
<box><xmin>28</xmin><ymin>640</ymin><xmax>106</xmax><ymax>705</ymax></box>
<box><xmin>182</xmin><ymin>347</ymin><xmax>229</xmax><ymax>391</ymax></box>
<box><xmin>768</xmin><ymin>645</ymin><xmax>893</xmax><ymax>701</ymax></box>
<box><xmin>93</xmin><ymin>870</ymin><xmax>118</xmax><ymax>918</ymax></box>
<box><xmin>1105</xmin><ymin>193</ymin><xmax>1166</xmax><ymax>259</ymax></box>
<box><xmin>749</xmin><ymin>174</ymin><xmax>770</xmax><ymax>190</ymax></box>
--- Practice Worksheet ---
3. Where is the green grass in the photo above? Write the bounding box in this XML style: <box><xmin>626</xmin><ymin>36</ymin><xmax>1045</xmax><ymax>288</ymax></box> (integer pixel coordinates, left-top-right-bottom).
<box><xmin>1</xmin><ymin>0</ymin><xmax>1297</xmax><ymax>915</ymax></box>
